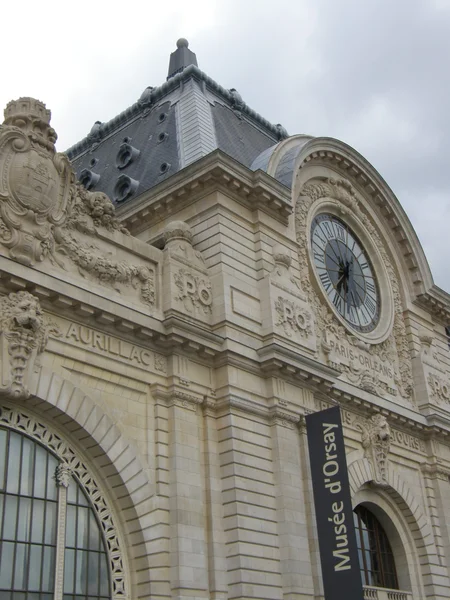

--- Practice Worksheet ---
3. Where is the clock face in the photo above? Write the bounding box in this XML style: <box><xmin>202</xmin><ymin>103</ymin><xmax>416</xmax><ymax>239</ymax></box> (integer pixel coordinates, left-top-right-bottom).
<box><xmin>311</xmin><ymin>214</ymin><xmax>380</xmax><ymax>333</ymax></box>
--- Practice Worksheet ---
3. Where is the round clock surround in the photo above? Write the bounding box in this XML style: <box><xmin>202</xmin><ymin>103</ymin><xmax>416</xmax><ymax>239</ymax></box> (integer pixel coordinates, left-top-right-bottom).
<box><xmin>307</xmin><ymin>200</ymin><xmax>394</xmax><ymax>344</ymax></box>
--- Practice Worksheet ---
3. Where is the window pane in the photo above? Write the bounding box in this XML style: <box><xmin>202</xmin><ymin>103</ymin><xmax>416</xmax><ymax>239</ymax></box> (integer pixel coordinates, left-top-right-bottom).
<box><xmin>354</xmin><ymin>505</ymin><xmax>398</xmax><ymax>590</ymax></box>
<box><xmin>76</xmin><ymin>506</ymin><xmax>89</xmax><ymax>548</ymax></box>
<box><xmin>20</xmin><ymin>436</ymin><xmax>34</xmax><ymax>497</ymax></box>
<box><xmin>31</xmin><ymin>499</ymin><xmax>45</xmax><ymax>543</ymax></box>
<box><xmin>13</xmin><ymin>543</ymin><xmax>28</xmax><ymax>589</ymax></box>
<box><xmin>6</xmin><ymin>433</ymin><xmax>20</xmax><ymax>494</ymax></box>
<box><xmin>28</xmin><ymin>545</ymin><xmax>43</xmax><ymax>590</ymax></box>
<box><xmin>17</xmin><ymin>497</ymin><xmax>32</xmax><ymax>542</ymax></box>
<box><xmin>64</xmin><ymin>548</ymin><xmax>75</xmax><ymax>594</ymax></box>
<box><xmin>45</xmin><ymin>455</ymin><xmax>58</xmax><ymax>501</ymax></box>
<box><xmin>44</xmin><ymin>501</ymin><xmax>57</xmax><ymax>545</ymax></box>
<box><xmin>75</xmin><ymin>550</ymin><xmax>87</xmax><ymax>595</ymax></box>
<box><xmin>41</xmin><ymin>546</ymin><xmax>55</xmax><ymax>592</ymax></box>
<box><xmin>33</xmin><ymin>445</ymin><xmax>47</xmax><ymax>499</ymax></box>
<box><xmin>88</xmin><ymin>511</ymin><xmax>100</xmax><ymax>551</ymax></box>
<box><xmin>66</xmin><ymin>504</ymin><xmax>76</xmax><ymax>547</ymax></box>
<box><xmin>3</xmin><ymin>496</ymin><xmax>18</xmax><ymax>540</ymax></box>
<box><xmin>87</xmin><ymin>551</ymin><xmax>100</xmax><ymax>595</ymax></box>
<box><xmin>99</xmin><ymin>553</ymin><xmax>110</xmax><ymax>596</ymax></box>
<box><xmin>0</xmin><ymin>429</ymin><xmax>7</xmax><ymax>491</ymax></box>
<box><xmin>0</xmin><ymin>541</ymin><xmax>14</xmax><ymax>588</ymax></box>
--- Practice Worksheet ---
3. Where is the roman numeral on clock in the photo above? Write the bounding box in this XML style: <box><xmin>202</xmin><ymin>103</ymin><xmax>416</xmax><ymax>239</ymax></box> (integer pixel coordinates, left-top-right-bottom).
<box><xmin>313</xmin><ymin>251</ymin><xmax>325</xmax><ymax>266</ymax></box>
<box><xmin>364</xmin><ymin>295</ymin><xmax>377</xmax><ymax>316</ymax></box>
<box><xmin>333</xmin><ymin>292</ymin><xmax>344</xmax><ymax>314</ymax></box>
<box><xmin>366</xmin><ymin>281</ymin><xmax>376</xmax><ymax>296</ymax></box>
<box><xmin>319</xmin><ymin>271</ymin><xmax>332</xmax><ymax>292</ymax></box>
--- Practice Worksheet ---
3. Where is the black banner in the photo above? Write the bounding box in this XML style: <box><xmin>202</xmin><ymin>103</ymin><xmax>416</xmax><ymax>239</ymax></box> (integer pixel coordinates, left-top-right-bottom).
<box><xmin>305</xmin><ymin>405</ymin><xmax>364</xmax><ymax>600</ymax></box>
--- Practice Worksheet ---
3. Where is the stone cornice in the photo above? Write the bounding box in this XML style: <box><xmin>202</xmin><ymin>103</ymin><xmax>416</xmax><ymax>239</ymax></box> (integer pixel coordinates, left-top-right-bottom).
<box><xmin>0</xmin><ymin>269</ymin><xmax>222</xmax><ymax>360</ymax></box>
<box><xmin>416</xmin><ymin>288</ymin><xmax>450</xmax><ymax>324</ymax></box>
<box><xmin>117</xmin><ymin>150</ymin><xmax>292</xmax><ymax>234</ymax></box>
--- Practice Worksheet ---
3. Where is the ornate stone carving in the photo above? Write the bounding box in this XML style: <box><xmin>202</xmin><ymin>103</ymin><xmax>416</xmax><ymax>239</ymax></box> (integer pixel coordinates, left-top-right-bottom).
<box><xmin>174</xmin><ymin>268</ymin><xmax>212</xmax><ymax>314</ymax></box>
<box><xmin>0</xmin><ymin>291</ymin><xmax>51</xmax><ymax>399</ymax></box>
<box><xmin>53</xmin><ymin>229</ymin><xmax>155</xmax><ymax>306</ymax></box>
<box><xmin>270</xmin><ymin>244</ymin><xmax>305</xmax><ymax>299</ymax></box>
<box><xmin>275</xmin><ymin>296</ymin><xmax>312</xmax><ymax>338</ymax></box>
<box><xmin>55</xmin><ymin>463</ymin><xmax>72</xmax><ymax>487</ymax></box>
<box><xmin>154</xmin><ymin>354</ymin><xmax>167</xmax><ymax>373</ymax></box>
<box><xmin>0</xmin><ymin>98</ymin><xmax>73</xmax><ymax>266</ymax></box>
<box><xmin>297</xmin><ymin>177</ymin><xmax>413</xmax><ymax>401</ymax></box>
<box><xmin>65</xmin><ymin>183</ymin><xmax>128</xmax><ymax>235</ymax></box>
<box><xmin>0</xmin><ymin>403</ymin><xmax>127</xmax><ymax>598</ymax></box>
<box><xmin>428</xmin><ymin>373</ymin><xmax>450</xmax><ymax>404</ymax></box>
<box><xmin>163</xmin><ymin>220</ymin><xmax>206</xmax><ymax>271</ymax></box>
<box><xmin>0</xmin><ymin>98</ymin><xmax>157</xmax><ymax>310</ymax></box>
<box><xmin>357</xmin><ymin>415</ymin><xmax>391</xmax><ymax>484</ymax></box>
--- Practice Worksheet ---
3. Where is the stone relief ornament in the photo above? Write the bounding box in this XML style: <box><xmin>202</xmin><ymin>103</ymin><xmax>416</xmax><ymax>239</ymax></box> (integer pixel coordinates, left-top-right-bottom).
<box><xmin>53</xmin><ymin>228</ymin><xmax>155</xmax><ymax>306</ymax></box>
<box><xmin>270</xmin><ymin>244</ymin><xmax>305</xmax><ymax>299</ymax></box>
<box><xmin>65</xmin><ymin>183</ymin><xmax>129</xmax><ymax>236</ymax></box>
<box><xmin>0</xmin><ymin>98</ymin><xmax>73</xmax><ymax>266</ymax></box>
<box><xmin>428</xmin><ymin>373</ymin><xmax>450</xmax><ymax>404</ymax></box>
<box><xmin>357</xmin><ymin>414</ymin><xmax>391</xmax><ymax>484</ymax></box>
<box><xmin>174</xmin><ymin>268</ymin><xmax>212</xmax><ymax>314</ymax></box>
<box><xmin>0</xmin><ymin>291</ymin><xmax>55</xmax><ymax>400</ymax></box>
<box><xmin>163</xmin><ymin>220</ymin><xmax>207</xmax><ymax>270</ymax></box>
<box><xmin>275</xmin><ymin>296</ymin><xmax>312</xmax><ymax>338</ymax></box>
<box><xmin>0</xmin><ymin>98</ymin><xmax>155</xmax><ymax>309</ymax></box>
<box><xmin>296</xmin><ymin>177</ymin><xmax>414</xmax><ymax>401</ymax></box>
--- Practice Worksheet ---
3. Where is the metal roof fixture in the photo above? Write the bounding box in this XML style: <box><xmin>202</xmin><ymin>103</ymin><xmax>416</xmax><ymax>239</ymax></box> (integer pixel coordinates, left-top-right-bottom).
<box><xmin>79</xmin><ymin>168</ymin><xmax>100</xmax><ymax>190</ymax></box>
<box><xmin>114</xmin><ymin>174</ymin><xmax>139</xmax><ymax>202</ymax></box>
<box><xmin>167</xmin><ymin>38</ymin><xmax>198</xmax><ymax>79</ymax></box>
<box><xmin>116</xmin><ymin>143</ymin><xmax>140</xmax><ymax>169</ymax></box>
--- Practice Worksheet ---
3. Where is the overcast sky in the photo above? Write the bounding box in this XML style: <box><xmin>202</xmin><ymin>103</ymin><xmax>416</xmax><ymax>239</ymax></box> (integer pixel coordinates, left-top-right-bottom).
<box><xmin>2</xmin><ymin>0</ymin><xmax>449</xmax><ymax>292</ymax></box>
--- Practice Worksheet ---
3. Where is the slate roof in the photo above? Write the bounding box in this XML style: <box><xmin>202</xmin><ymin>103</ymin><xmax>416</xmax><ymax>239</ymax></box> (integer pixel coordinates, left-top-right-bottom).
<box><xmin>66</xmin><ymin>39</ymin><xmax>289</xmax><ymax>206</ymax></box>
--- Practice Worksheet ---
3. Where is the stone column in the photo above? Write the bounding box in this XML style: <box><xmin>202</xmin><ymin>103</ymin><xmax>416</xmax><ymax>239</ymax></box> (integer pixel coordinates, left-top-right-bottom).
<box><xmin>270</xmin><ymin>408</ymin><xmax>315</xmax><ymax>599</ymax></box>
<box><xmin>168</xmin><ymin>390</ymin><xmax>209</xmax><ymax>600</ymax></box>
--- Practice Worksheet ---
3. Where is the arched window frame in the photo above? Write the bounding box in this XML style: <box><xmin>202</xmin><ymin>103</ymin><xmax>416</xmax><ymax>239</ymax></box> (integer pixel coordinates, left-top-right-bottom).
<box><xmin>0</xmin><ymin>403</ymin><xmax>127</xmax><ymax>599</ymax></box>
<box><xmin>354</xmin><ymin>504</ymin><xmax>399</xmax><ymax>590</ymax></box>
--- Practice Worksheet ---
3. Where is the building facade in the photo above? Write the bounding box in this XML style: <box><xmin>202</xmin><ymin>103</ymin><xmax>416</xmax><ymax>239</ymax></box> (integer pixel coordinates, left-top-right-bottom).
<box><xmin>0</xmin><ymin>41</ymin><xmax>450</xmax><ymax>600</ymax></box>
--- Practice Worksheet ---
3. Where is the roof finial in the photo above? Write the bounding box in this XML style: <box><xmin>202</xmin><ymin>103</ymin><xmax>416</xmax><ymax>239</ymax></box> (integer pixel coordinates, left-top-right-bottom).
<box><xmin>167</xmin><ymin>38</ymin><xmax>198</xmax><ymax>80</ymax></box>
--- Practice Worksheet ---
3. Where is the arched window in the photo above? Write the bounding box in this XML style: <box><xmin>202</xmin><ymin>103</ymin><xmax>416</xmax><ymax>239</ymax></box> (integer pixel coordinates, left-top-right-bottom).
<box><xmin>0</xmin><ymin>427</ymin><xmax>111</xmax><ymax>599</ymax></box>
<box><xmin>354</xmin><ymin>505</ymin><xmax>398</xmax><ymax>590</ymax></box>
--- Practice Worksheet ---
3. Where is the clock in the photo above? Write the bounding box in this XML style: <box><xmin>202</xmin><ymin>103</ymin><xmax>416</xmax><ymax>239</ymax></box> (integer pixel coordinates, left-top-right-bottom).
<box><xmin>310</xmin><ymin>213</ymin><xmax>380</xmax><ymax>333</ymax></box>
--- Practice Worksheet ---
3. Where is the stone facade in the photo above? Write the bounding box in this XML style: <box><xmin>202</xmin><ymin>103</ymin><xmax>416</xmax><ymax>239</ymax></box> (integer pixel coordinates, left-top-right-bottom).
<box><xmin>0</xmin><ymin>94</ymin><xmax>449</xmax><ymax>600</ymax></box>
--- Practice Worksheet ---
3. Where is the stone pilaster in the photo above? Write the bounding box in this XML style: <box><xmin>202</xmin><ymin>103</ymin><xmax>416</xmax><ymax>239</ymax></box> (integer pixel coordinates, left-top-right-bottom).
<box><xmin>168</xmin><ymin>390</ymin><xmax>209</xmax><ymax>600</ymax></box>
<box><xmin>202</xmin><ymin>398</ymin><xmax>228</xmax><ymax>599</ymax></box>
<box><xmin>270</xmin><ymin>408</ymin><xmax>315</xmax><ymax>599</ymax></box>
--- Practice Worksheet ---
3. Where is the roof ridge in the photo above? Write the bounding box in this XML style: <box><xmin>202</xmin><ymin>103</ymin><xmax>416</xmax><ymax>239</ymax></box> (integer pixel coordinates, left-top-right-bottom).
<box><xmin>65</xmin><ymin>65</ymin><xmax>288</xmax><ymax>159</ymax></box>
